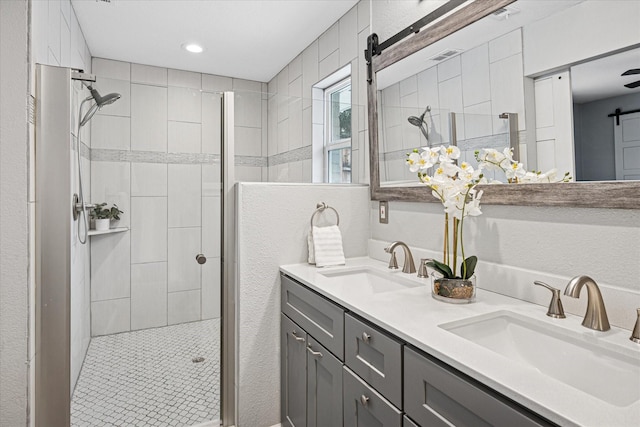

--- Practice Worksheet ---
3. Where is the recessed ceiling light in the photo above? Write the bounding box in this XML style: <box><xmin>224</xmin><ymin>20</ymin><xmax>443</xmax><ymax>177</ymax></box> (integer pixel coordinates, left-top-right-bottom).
<box><xmin>183</xmin><ymin>43</ymin><xmax>204</xmax><ymax>54</ymax></box>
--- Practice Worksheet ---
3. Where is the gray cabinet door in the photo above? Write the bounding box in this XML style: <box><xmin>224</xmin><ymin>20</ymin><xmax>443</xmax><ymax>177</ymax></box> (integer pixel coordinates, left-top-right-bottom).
<box><xmin>281</xmin><ymin>274</ymin><xmax>345</xmax><ymax>360</ymax></box>
<box><xmin>281</xmin><ymin>314</ymin><xmax>307</xmax><ymax>427</ymax></box>
<box><xmin>345</xmin><ymin>313</ymin><xmax>403</xmax><ymax>408</ymax></box>
<box><xmin>403</xmin><ymin>415</ymin><xmax>420</xmax><ymax>427</ymax></box>
<box><xmin>343</xmin><ymin>367</ymin><xmax>402</xmax><ymax>427</ymax></box>
<box><xmin>306</xmin><ymin>336</ymin><xmax>343</xmax><ymax>427</ymax></box>
<box><xmin>404</xmin><ymin>347</ymin><xmax>555</xmax><ymax>427</ymax></box>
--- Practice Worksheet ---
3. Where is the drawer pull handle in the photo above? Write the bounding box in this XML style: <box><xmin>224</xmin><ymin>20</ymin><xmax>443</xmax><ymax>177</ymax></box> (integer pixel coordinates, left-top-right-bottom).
<box><xmin>307</xmin><ymin>345</ymin><xmax>323</xmax><ymax>358</ymax></box>
<box><xmin>362</xmin><ymin>332</ymin><xmax>371</xmax><ymax>342</ymax></box>
<box><xmin>291</xmin><ymin>331</ymin><xmax>305</xmax><ymax>342</ymax></box>
<box><xmin>360</xmin><ymin>395</ymin><xmax>370</xmax><ymax>406</ymax></box>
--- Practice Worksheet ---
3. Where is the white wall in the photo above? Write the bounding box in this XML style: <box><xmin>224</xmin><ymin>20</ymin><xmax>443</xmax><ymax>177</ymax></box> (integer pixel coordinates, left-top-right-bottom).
<box><xmin>235</xmin><ymin>183</ymin><xmax>370</xmax><ymax>427</ymax></box>
<box><xmin>523</xmin><ymin>0</ymin><xmax>640</xmax><ymax>76</ymax></box>
<box><xmin>266</xmin><ymin>2</ymin><xmax>370</xmax><ymax>183</ymax></box>
<box><xmin>88</xmin><ymin>58</ymin><xmax>267</xmax><ymax>336</ymax></box>
<box><xmin>370</xmin><ymin>201</ymin><xmax>640</xmax><ymax>329</ymax></box>
<box><xmin>0</xmin><ymin>0</ymin><xmax>29</xmax><ymax>425</ymax></box>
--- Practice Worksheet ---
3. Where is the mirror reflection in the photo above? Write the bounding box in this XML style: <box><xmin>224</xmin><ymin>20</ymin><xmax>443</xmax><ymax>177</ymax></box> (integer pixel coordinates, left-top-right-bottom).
<box><xmin>375</xmin><ymin>0</ymin><xmax>640</xmax><ymax>187</ymax></box>
<box><xmin>572</xmin><ymin>47</ymin><xmax>640</xmax><ymax>181</ymax></box>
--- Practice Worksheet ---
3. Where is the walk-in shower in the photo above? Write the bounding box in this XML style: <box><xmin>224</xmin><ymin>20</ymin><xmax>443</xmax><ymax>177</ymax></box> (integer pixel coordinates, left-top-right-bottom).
<box><xmin>72</xmin><ymin>80</ymin><xmax>121</xmax><ymax>244</ymax></box>
<box><xmin>35</xmin><ymin>64</ymin><xmax>234</xmax><ymax>427</ymax></box>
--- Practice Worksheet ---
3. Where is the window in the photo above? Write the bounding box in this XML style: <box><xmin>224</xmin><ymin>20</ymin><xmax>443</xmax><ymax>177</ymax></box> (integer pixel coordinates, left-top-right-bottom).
<box><xmin>324</xmin><ymin>78</ymin><xmax>352</xmax><ymax>183</ymax></box>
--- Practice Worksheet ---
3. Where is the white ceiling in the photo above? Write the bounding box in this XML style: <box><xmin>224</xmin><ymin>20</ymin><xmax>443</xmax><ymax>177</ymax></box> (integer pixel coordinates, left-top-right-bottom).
<box><xmin>71</xmin><ymin>0</ymin><xmax>359</xmax><ymax>83</ymax></box>
<box><xmin>571</xmin><ymin>48</ymin><xmax>640</xmax><ymax>104</ymax></box>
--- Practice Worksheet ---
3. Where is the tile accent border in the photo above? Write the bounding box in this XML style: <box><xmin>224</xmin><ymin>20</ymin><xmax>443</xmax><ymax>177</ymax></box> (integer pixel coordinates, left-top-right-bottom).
<box><xmin>267</xmin><ymin>145</ymin><xmax>312</xmax><ymax>166</ymax></box>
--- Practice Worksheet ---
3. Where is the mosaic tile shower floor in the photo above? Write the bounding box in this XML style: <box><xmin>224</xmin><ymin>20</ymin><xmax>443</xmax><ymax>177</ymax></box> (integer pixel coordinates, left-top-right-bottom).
<box><xmin>71</xmin><ymin>319</ymin><xmax>220</xmax><ymax>427</ymax></box>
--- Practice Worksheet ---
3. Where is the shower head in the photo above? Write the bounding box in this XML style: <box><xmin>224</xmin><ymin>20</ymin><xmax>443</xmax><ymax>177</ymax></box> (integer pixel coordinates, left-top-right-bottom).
<box><xmin>407</xmin><ymin>115</ymin><xmax>424</xmax><ymax>127</ymax></box>
<box><xmin>90</xmin><ymin>87</ymin><xmax>121</xmax><ymax>107</ymax></box>
<box><xmin>407</xmin><ymin>105</ymin><xmax>431</xmax><ymax>141</ymax></box>
<box><xmin>79</xmin><ymin>86</ymin><xmax>121</xmax><ymax>127</ymax></box>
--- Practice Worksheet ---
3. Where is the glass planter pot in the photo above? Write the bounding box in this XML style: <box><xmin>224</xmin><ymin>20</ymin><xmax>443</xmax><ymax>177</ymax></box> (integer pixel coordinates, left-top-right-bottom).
<box><xmin>431</xmin><ymin>273</ymin><xmax>476</xmax><ymax>304</ymax></box>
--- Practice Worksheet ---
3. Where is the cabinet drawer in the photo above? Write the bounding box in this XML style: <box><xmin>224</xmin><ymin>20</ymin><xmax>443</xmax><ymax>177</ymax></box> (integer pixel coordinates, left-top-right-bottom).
<box><xmin>345</xmin><ymin>313</ymin><xmax>403</xmax><ymax>408</ymax></box>
<box><xmin>344</xmin><ymin>367</ymin><xmax>402</xmax><ymax>427</ymax></box>
<box><xmin>404</xmin><ymin>347</ymin><xmax>555</xmax><ymax>427</ymax></box>
<box><xmin>281</xmin><ymin>274</ymin><xmax>344</xmax><ymax>360</ymax></box>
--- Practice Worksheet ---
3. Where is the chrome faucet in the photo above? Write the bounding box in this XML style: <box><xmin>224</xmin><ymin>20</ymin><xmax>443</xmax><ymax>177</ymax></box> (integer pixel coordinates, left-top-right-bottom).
<box><xmin>564</xmin><ymin>275</ymin><xmax>610</xmax><ymax>331</ymax></box>
<box><xmin>384</xmin><ymin>241</ymin><xmax>416</xmax><ymax>274</ymax></box>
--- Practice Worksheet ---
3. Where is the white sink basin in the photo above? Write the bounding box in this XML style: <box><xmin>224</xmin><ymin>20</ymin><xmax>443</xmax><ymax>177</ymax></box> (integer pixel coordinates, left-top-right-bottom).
<box><xmin>440</xmin><ymin>311</ymin><xmax>640</xmax><ymax>407</ymax></box>
<box><xmin>318</xmin><ymin>267</ymin><xmax>421</xmax><ymax>294</ymax></box>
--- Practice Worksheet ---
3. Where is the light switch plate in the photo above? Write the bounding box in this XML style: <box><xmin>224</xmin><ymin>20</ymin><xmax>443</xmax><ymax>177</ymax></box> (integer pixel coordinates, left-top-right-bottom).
<box><xmin>379</xmin><ymin>201</ymin><xmax>388</xmax><ymax>224</ymax></box>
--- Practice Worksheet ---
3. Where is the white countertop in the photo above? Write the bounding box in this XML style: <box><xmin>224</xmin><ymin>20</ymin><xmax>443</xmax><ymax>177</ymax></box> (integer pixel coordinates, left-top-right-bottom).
<box><xmin>280</xmin><ymin>257</ymin><xmax>640</xmax><ymax>427</ymax></box>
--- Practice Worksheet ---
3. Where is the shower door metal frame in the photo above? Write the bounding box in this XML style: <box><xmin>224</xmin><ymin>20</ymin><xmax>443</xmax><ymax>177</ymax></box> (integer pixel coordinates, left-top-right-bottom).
<box><xmin>35</xmin><ymin>64</ymin><xmax>73</xmax><ymax>426</ymax></box>
<box><xmin>221</xmin><ymin>91</ymin><xmax>236</xmax><ymax>427</ymax></box>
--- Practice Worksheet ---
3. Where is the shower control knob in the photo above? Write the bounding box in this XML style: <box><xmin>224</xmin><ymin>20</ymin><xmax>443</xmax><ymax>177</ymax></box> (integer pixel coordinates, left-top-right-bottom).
<box><xmin>195</xmin><ymin>254</ymin><xmax>207</xmax><ymax>265</ymax></box>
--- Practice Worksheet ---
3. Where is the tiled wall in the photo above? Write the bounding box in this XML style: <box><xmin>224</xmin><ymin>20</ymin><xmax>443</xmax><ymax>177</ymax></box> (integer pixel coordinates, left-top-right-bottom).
<box><xmin>379</xmin><ymin>29</ymin><xmax>530</xmax><ymax>183</ymax></box>
<box><xmin>89</xmin><ymin>58</ymin><xmax>266</xmax><ymax>336</ymax></box>
<box><xmin>266</xmin><ymin>2</ymin><xmax>371</xmax><ymax>183</ymax></box>
<box><xmin>30</xmin><ymin>0</ymin><xmax>94</xmax><ymax>395</ymax></box>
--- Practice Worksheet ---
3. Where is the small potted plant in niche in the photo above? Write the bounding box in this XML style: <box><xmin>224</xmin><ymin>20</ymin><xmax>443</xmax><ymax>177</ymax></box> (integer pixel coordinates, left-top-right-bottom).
<box><xmin>108</xmin><ymin>204</ymin><xmax>124</xmax><ymax>229</ymax></box>
<box><xmin>91</xmin><ymin>203</ymin><xmax>111</xmax><ymax>231</ymax></box>
<box><xmin>90</xmin><ymin>203</ymin><xmax>124</xmax><ymax>231</ymax></box>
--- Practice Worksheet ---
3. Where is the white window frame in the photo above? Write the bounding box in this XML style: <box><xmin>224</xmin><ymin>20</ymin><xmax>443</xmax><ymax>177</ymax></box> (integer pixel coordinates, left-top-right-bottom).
<box><xmin>323</xmin><ymin>77</ymin><xmax>352</xmax><ymax>183</ymax></box>
<box><xmin>311</xmin><ymin>64</ymin><xmax>352</xmax><ymax>183</ymax></box>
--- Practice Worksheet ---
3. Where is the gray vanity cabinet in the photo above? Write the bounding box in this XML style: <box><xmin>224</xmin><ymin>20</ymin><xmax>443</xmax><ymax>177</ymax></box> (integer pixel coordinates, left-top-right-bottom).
<box><xmin>343</xmin><ymin>367</ymin><xmax>402</xmax><ymax>427</ymax></box>
<box><xmin>306</xmin><ymin>336</ymin><xmax>343</xmax><ymax>427</ymax></box>
<box><xmin>281</xmin><ymin>314</ymin><xmax>308</xmax><ymax>427</ymax></box>
<box><xmin>403</xmin><ymin>347</ymin><xmax>555</xmax><ymax>427</ymax></box>
<box><xmin>281</xmin><ymin>273</ymin><xmax>555</xmax><ymax>427</ymax></box>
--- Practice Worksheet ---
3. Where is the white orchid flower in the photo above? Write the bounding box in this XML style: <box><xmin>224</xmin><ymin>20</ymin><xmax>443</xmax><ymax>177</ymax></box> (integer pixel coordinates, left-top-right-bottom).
<box><xmin>505</xmin><ymin>161</ymin><xmax>526</xmax><ymax>181</ymax></box>
<box><xmin>440</xmin><ymin>145</ymin><xmax>461</xmax><ymax>161</ymax></box>
<box><xmin>406</xmin><ymin>151</ymin><xmax>422</xmax><ymax>172</ymax></box>
<box><xmin>418</xmin><ymin>150</ymin><xmax>435</xmax><ymax>170</ymax></box>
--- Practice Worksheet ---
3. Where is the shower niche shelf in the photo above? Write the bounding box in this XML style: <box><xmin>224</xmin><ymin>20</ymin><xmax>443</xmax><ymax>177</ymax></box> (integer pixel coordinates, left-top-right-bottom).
<box><xmin>88</xmin><ymin>227</ymin><xmax>129</xmax><ymax>237</ymax></box>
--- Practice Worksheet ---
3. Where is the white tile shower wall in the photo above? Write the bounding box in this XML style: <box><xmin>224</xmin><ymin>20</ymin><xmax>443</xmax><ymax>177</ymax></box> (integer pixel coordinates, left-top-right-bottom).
<box><xmin>70</xmin><ymin>79</ymin><xmax>93</xmax><ymax>394</ymax></box>
<box><xmin>266</xmin><ymin>2</ymin><xmax>370</xmax><ymax>183</ymax></box>
<box><xmin>89</xmin><ymin>58</ymin><xmax>264</xmax><ymax>335</ymax></box>
<box><xmin>369</xmin><ymin>202</ymin><xmax>640</xmax><ymax>329</ymax></box>
<box><xmin>235</xmin><ymin>183</ymin><xmax>370</xmax><ymax>427</ymax></box>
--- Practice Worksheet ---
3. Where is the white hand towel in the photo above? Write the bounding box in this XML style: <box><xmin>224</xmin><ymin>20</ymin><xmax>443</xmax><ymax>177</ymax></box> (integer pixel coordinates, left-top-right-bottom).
<box><xmin>307</xmin><ymin>230</ymin><xmax>316</xmax><ymax>264</ymax></box>
<box><xmin>312</xmin><ymin>225</ymin><xmax>346</xmax><ymax>267</ymax></box>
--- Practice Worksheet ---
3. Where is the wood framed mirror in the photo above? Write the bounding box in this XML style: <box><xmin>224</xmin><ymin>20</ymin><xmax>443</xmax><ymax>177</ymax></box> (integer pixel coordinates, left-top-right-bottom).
<box><xmin>367</xmin><ymin>0</ymin><xmax>640</xmax><ymax>209</ymax></box>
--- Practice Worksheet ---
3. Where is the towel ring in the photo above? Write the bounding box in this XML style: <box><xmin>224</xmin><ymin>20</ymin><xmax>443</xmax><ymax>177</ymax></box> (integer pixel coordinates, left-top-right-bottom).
<box><xmin>310</xmin><ymin>202</ymin><xmax>339</xmax><ymax>228</ymax></box>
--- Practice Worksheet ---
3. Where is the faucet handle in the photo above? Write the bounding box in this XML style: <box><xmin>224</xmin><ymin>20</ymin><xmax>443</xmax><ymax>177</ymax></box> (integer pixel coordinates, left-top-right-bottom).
<box><xmin>534</xmin><ymin>281</ymin><xmax>566</xmax><ymax>318</ymax></box>
<box><xmin>388</xmin><ymin>252</ymin><xmax>399</xmax><ymax>270</ymax></box>
<box><xmin>631</xmin><ymin>308</ymin><xmax>640</xmax><ymax>344</ymax></box>
<box><xmin>417</xmin><ymin>258</ymin><xmax>432</xmax><ymax>278</ymax></box>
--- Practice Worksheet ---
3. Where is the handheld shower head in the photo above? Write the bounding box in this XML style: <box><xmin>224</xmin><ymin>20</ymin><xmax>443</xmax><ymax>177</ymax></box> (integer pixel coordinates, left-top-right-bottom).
<box><xmin>90</xmin><ymin>87</ymin><xmax>121</xmax><ymax>107</ymax></box>
<box><xmin>79</xmin><ymin>86</ymin><xmax>121</xmax><ymax>127</ymax></box>
<box><xmin>407</xmin><ymin>105</ymin><xmax>431</xmax><ymax>141</ymax></box>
